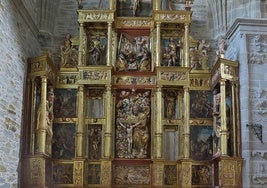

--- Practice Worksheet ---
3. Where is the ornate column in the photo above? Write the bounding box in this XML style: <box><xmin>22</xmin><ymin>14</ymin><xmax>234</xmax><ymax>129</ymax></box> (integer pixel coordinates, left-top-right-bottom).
<box><xmin>36</xmin><ymin>76</ymin><xmax>47</xmax><ymax>154</ymax></box>
<box><xmin>155</xmin><ymin>86</ymin><xmax>163</xmax><ymax>158</ymax></box>
<box><xmin>234</xmin><ymin>79</ymin><xmax>241</xmax><ymax>157</ymax></box>
<box><xmin>30</xmin><ymin>78</ymin><xmax>36</xmax><ymax>155</ymax></box>
<box><xmin>109</xmin><ymin>0</ymin><xmax>116</xmax><ymax>9</ymax></box>
<box><xmin>155</xmin><ymin>22</ymin><xmax>161</xmax><ymax>67</ymax></box>
<box><xmin>78</xmin><ymin>23</ymin><xmax>86</xmax><ymax>66</ymax></box>
<box><xmin>183</xmin><ymin>86</ymin><xmax>190</xmax><ymax>158</ymax></box>
<box><xmin>220</xmin><ymin>79</ymin><xmax>228</xmax><ymax>156</ymax></box>
<box><xmin>184</xmin><ymin>23</ymin><xmax>190</xmax><ymax>67</ymax></box>
<box><xmin>154</xmin><ymin>0</ymin><xmax>161</xmax><ymax>10</ymax></box>
<box><xmin>104</xmin><ymin>85</ymin><xmax>112</xmax><ymax>158</ymax></box>
<box><xmin>107</xmin><ymin>22</ymin><xmax>112</xmax><ymax>66</ymax></box>
<box><xmin>76</xmin><ymin>85</ymin><xmax>85</xmax><ymax>157</ymax></box>
<box><xmin>231</xmin><ymin>81</ymin><xmax>237</xmax><ymax>157</ymax></box>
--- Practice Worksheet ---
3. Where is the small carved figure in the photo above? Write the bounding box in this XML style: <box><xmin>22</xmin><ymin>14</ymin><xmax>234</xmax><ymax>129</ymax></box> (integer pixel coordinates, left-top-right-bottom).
<box><xmin>132</xmin><ymin>0</ymin><xmax>140</xmax><ymax>16</ymax></box>
<box><xmin>198</xmin><ymin>39</ymin><xmax>210</xmax><ymax>56</ymax></box>
<box><xmin>216</xmin><ymin>38</ymin><xmax>227</xmax><ymax>59</ymax></box>
<box><xmin>36</xmin><ymin>88</ymin><xmax>55</xmax><ymax>154</ymax></box>
<box><xmin>60</xmin><ymin>33</ymin><xmax>78</xmax><ymax>68</ymax></box>
<box><xmin>118</xmin><ymin>120</ymin><xmax>141</xmax><ymax>154</ymax></box>
<box><xmin>88</xmin><ymin>34</ymin><xmax>105</xmax><ymax>65</ymax></box>
<box><xmin>163</xmin><ymin>38</ymin><xmax>181</xmax><ymax>66</ymax></box>
<box><xmin>76</xmin><ymin>0</ymin><xmax>83</xmax><ymax>9</ymax></box>
<box><xmin>185</xmin><ymin>0</ymin><xmax>192</xmax><ymax>10</ymax></box>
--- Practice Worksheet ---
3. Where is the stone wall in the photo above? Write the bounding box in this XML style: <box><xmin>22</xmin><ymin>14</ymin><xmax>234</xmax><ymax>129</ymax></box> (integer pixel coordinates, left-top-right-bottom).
<box><xmin>0</xmin><ymin>0</ymin><xmax>41</xmax><ymax>187</ymax></box>
<box><xmin>226</xmin><ymin>18</ymin><xmax>267</xmax><ymax>188</ymax></box>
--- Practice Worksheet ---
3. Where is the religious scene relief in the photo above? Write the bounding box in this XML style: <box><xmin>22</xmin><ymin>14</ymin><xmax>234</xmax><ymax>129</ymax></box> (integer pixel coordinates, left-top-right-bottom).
<box><xmin>116</xmin><ymin>33</ymin><xmax>151</xmax><ymax>71</ymax></box>
<box><xmin>53</xmin><ymin>89</ymin><xmax>77</xmax><ymax>118</ymax></box>
<box><xmin>115</xmin><ymin>90</ymin><xmax>150</xmax><ymax>159</ymax></box>
<box><xmin>52</xmin><ymin>123</ymin><xmax>75</xmax><ymax>159</ymax></box>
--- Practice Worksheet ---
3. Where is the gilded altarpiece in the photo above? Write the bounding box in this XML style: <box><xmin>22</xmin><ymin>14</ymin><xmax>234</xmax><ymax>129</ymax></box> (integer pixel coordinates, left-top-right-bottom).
<box><xmin>21</xmin><ymin>1</ymin><xmax>242</xmax><ymax>188</ymax></box>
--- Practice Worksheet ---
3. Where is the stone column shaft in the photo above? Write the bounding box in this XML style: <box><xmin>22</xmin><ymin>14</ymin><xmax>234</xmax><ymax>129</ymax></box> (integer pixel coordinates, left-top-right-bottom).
<box><xmin>78</xmin><ymin>23</ymin><xmax>86</xmax><ymax>66</ymax></box>
<box><xmin>104</xmin><ymin>85</ymin><xmax>112</xmax><ymax>158</ymax></box>
<box><xmin>107</xmin><ymin>22</ymin><xmax>112</xmax><ymax>66</ymax></box>
<box><xmin>76</xmin><ymin>85</ymin><xmax>85</xmax><ymax>157</ymax></box>
<box><xmin>184</xmin><ymin>23</ymin><xmax>189</xmax><ymax>67</ymax></box>
<box><xmin>231</xmin><ymin>81</ymin><xmax>237</xmax><ymax>156</ymax></box>
<box><xmin>220</xmin><ymin>79</ymin><xmax>228</xmax><ymax>156</ymax></box>
<box><xmin>37</xmin><ymin>76</ymin><xmax>47</xmax><ymax>154</ymax></box>
<box><xmin>156</xmin><ymin>22</ymin><xmax>161</xmax><ymax>67</ymax></box>
<box><xmin>155</xmin><ymin>87</ymin><xmax>162</xmax><ymax>158</ymax></box>
<box><xmin>183</xmin><ymin>87</ymin><xmax>190</xmax><ymax>158</ymax></box>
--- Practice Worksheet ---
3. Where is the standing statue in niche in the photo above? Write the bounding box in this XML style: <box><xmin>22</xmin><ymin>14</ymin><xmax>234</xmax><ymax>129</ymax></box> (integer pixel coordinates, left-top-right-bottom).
<box><xmin>162</xmin><ymin>38</ymin><xmax>181</xmax><ymax>66</ymax></box>
<box><xmin>88</xmin><ymin>34</ymin><xmax>105</xmax><ymax>65</ymax></box>
<box><xmin>132</xmin><ymin>0</ymin><xmax>140</xmax><ymax>16</ymax></box>
<box><xmin>36</xmin><ymin>88</ymin><xmax>55</xmax><ymax>154</ymax></box>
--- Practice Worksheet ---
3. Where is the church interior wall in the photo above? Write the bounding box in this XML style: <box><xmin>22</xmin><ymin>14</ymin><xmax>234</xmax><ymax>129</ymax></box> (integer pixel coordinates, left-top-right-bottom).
<box><xmin>226</xmin><ymin>18</ymin><xmax>267</xmax><ymax>187</ymax></box>
<box><xmin>0</xmin><ymin>0</ymin><xmax>41</xmax><ymax>187</ymax></box>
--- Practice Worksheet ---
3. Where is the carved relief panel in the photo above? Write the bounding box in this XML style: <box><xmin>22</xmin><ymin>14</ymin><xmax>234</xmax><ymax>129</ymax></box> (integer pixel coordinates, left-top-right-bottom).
<box><xmin>115</xmin><ymin>89</ymin><xmax>151</xmax><ymax>159</ymax></box>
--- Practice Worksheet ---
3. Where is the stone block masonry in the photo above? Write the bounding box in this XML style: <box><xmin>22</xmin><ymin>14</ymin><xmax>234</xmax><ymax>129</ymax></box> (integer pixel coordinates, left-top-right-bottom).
<box><xmin>0</xmin><ymin>0</ymin><xmax>41</xmax><ymax>187</ymax></box>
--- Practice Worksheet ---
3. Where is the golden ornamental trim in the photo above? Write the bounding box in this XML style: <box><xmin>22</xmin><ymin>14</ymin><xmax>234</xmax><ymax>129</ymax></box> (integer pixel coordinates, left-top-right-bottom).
<box><xmin>78</xmin><ymin>10</ymin><xmax>114</xmax><ymax>23</ymax></box>
<box><xmin>116</xmin><ymin>18</ymin><xmax>152</xmax><ymax>28</ymax></box>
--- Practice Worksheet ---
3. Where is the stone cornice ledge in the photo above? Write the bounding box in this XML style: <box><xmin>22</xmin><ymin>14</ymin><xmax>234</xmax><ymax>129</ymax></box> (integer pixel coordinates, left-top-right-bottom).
<box><xmin>11</xmin><ymin>0</ymin><xmax>39</xmax><ymax>38</ymax></box>
<box><xmin>226</xmin><ymin>18</ymin><xmax>267</xmax><ymax>39</ymax></box>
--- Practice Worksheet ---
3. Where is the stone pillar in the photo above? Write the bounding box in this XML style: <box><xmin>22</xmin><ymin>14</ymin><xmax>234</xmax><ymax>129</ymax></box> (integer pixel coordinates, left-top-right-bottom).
<box><xmin>104</xmin><ymin>85</ymin><xmax>112</xmax><ymax>158</ymax></box>
<box><xmin>231</xmin><ymin>81</ymin><xmax>237</xmax><ymax>157</ymax></box>
<box><xmin>234</xmin><ymin>80</ymin><xmax>241</xmax><ymax>157</ymax></box>
<box><xmin>184</xmin><ymin>23</ymin><xmax>190</xmax><ymax>67</ymax></box>
<box><xmin>76</xmin><ymin>85</ymin><xmax>85</xmax><ymax>157</ymax></box>
<box><xmin>78</xmin><ymin>23</ymin><xmax>86</xmax><ymax>66</ymax></box>
<box><xmin>155</xmin><ymin>86</ymin><xmax>163</xmax><ymax>158</ymax></box>
<box><xmin>155</xmin><ymin>22</ymin><xmax>161</xmax><ymax>67</ymax></box>
<box><xmin>36</xmin><ymin>76</ymin><xmax>47</xmax><ymax>154</ymax></box>
<box><xmin>220</xmin><ymin>79</ymin><xmax>228</xmax><ymax>156</ymax></box>
<box><xmin>183</xmin><ymin>87</ymin><xmax>190</xmax><ymax>158</ymax></box>
<box><xmin>30</xmin><ymin>78</ymin><xmax>36</xmax><ymax>155</ymax></box>
<box><xmin>154</xmin><ymin>0</ymin><xmax>161</xmax><ymax>10</ymax></box>
<box><xmin>109</xmin><ymin>0</ymin><xmax>116</xmax><ymax>10</ymax></box>
<box><xmin>107</xmin><ymin>22</ymin><xmax>112</xmax><ymax>66</ymax></box>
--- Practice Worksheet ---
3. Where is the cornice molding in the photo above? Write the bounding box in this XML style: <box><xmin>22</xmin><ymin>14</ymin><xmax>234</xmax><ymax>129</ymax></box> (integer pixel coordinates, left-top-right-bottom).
<box><xmin>226</xmin><ymin>18</ymin><xmax>267</xmax><ymax>39</ymax></box>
